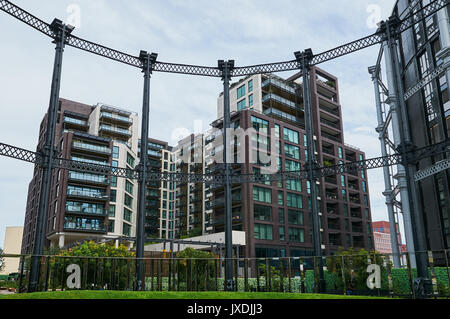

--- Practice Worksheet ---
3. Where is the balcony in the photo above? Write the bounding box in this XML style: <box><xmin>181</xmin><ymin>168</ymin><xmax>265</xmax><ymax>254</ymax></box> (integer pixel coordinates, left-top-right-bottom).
<box><xmin>99</xmin><ymin>124</ymin><xmax>132</xmax><ymax>138</ymax></box>
<box><xmin>348</xmin><ymin>181</ymin><xmax>360</xmax><ymax>192</ymax></box>
<box><xmin>349</xmin><ymin>195</ymin><xmax>361</xmax><ymax>205</ymax></box>
<box><xmin>63</xmin><ymin>116</ymin><xmax>88</xmax><ymax>129</ymax></box>
<box><xmin>100</xmin><ymin>111</ymin><xmax>133</xmax><ymax>126</ymax></box>
<box><xmin>66</xmin><ymin>188</ymin><xmax>108</xmax><ymax>200</ymax></box>
<box><xmin>64</xmin><ymin>219</ymin><xmax>106</xmax><ymax>233</ymax></box>
<box><xmin>324</xmin><ymin>176</ymin><xmax>337</xmax><ymax>185</ymax></box>
<box><xmin>66</xmin><ymin>204</ymin><xmax>107</xmax><ymax>217</ymax></box>
<box><xmin>263</xmin><ymin>107</ymin><xmax>304</xmax><ymax>127</ymax></box>
<box><xmin>68</xmin><ymin>171</ymin><xmax>109</xmax><ymax>185</ymax></box>
<box><xmin>350</xmin><ymin>208</ymin><xmax>362</xmax><ymax>219</ymax></box>
<box><xmin>325</xmin><ymin>191</ymin><xmax>338</xmax><ymax>201</ymax></box>
<box><xmin>72</xmin><ymin>141</ymin><xmax>111</xmax><ymax>156</ymax></box>
<box><xmin>322</xmin><ymin>145</ymin><xmax>334</xmax><ymax>156</ymax></box>
<box><xmin>262</xmin><ymin>77</ymin><xmax>297</xmax><ymax>96</ymax></box>
<box><xmin>351</xmin><ymin>224</ymin><xmax>364</xmax><ymax>234</ymax></box>
<box><xmin>320</xmin><ymin>117</ymin><xmax>340</xmax><ymax>131</ymax></box>
<box><xmin>262</xmin><ymin>93</ymin><xmax>302</xmax><ymax>112</ymax></box>
<box><xmin>321</xmin><ymin>130</ymin><xmax>341</xmax><ymax>143</ymax></box>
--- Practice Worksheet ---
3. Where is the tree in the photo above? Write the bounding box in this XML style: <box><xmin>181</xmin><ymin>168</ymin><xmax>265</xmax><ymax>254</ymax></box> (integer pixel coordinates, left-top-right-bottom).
<box><xmin>0</xmin><ymin>248</ymin><xmax>5</xmax><ymax>273</ymax></box>
<box><xmin>176</xmin><ymin>248</ymin><xmax>215</xmax><ymax>290</ymax></box>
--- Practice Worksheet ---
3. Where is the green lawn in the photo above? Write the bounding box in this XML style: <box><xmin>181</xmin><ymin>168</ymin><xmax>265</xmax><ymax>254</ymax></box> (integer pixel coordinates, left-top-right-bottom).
<box><xmin>0</xmin><ymin>290</ymin><xmax>389</xmax><ymax>299</ymax></box>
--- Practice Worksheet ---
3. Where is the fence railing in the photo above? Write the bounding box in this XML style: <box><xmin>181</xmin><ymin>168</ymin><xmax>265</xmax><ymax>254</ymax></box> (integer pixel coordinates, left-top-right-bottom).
<box><xmin>1</xmin><ymin>250</ymin><xmax>449</xmax><ymax>298</ymax></box>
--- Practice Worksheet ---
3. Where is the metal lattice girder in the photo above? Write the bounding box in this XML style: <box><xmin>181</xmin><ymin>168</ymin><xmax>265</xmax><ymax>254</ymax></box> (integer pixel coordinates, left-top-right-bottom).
<box><xmin>232</xmin><ymin>60</ymin><xmax>299</xmax><ymax>77</ymax></box>
<box><xmin>0</xmin><ymin>0</ymin><xmax>52</xmax><ymax>37</ymax></box>
<box><xmin>0</xmin><ymin>142</ymin><xmax>40</xmax><ymax>164</ymax></box>
<box><xmin>1</xmin><ymin>0</ymin><xmax>446</xmax><ymax>76</ymax></box>
<box><xmin>153</xmin><ymin>61</ymin><xmax>222</xmax><ymax>77</ymax></box>
<box><xmin>53</xmin><ymin>158</ymin><xmax>138</xmax><ymax>179</ymax></box>
<box><xmin>404</xmin><ymin>64</ymin><xmax>447</xmax><ymax>101</ymax></box>
<box><xmin>66</xmin><ymin>35</ymin><xmax>142</xmax><ymax>68</ymax></box>
<box><xmin>414</xmin><ymin>159</ymin><xmax>450</xmax><ymax>181</ymax></box>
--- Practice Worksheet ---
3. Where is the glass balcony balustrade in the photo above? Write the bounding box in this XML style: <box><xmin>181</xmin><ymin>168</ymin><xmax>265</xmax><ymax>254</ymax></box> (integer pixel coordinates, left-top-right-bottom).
<box><xmin>262</xmin><ymin>93</ymin><xmax>299</xmax><ymax>110</ymax></box>
<box><xmin>66</xmin><ymin>201</ymin><xmax>106</xmax><ymax>216</ymax></box>
<box><xmin>100</xmin><ymin>112</ymin><xmax>132</xmax><ymax>124</ymax></box>
<box><xmin>64</xmin><ymin>217</ymin><xmax>105</xmax><ymax>232</ymax></box>
<box><xmin>72</xmin><ymin>141</ymin><xmax>111</xmax><ymax>155</ymax></box>
<box><xmin>63</xmin><ymin>117</ymin><xmax>87</xmax><ymax>126</ymax></box>
<box><xmin>99</xmin><ymin>124</ymin><xmax>131</xmax><ymax>136</ymax></box>
<box><xmin>263</xmin><ymin>108</ymin><xmax>303</xmax><ymax>125</ymax></box>
<box><xmin>68</xmin><ymin>171</ymin><xmax>108</xmax><ymax>184</ymax></box>
<box><xmin>67</xmin><ymin>186</ymin><xmax>108</xmax><ymax>199</ymax></box>
<box><xmin>262</xmin><ymin>78</ymin><xmax>297</xmax><ymax>95</ymax></box>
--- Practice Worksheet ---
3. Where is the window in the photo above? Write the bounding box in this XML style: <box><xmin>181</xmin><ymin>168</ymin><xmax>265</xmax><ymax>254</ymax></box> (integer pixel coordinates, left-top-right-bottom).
<box><xmin>307</xmin><ymin>181</ymin><xmax>311</xmax><ymax>194</ymax></box>
<box><xmin>123</xmin><ymin>223</ymin><xmax>131</xmax><ymax>236</ymax></box>
<box><xmin>253</xmin><ymin>167</ymin><xmax>271</xmax><ymax>186</ymax></box>
<box><xmin>253</xmin><ymin>186</ymin><xmax>272</xmax><ymax>203</ymax></box>
<box><xmin>278</xmin><ymin>191</ymin><xmax>284</xmax><ymax>205</ymax></box>
<box><xmin>249</xmin><ymin>94</ymin><xmax>254</xmax><ymax>107</ymax></box>
<box><xmin>279</xmin><ymin>208</ymin><xmax>285</xmax><ymax>223</ymax></box>
<box><xmin>254</xmin><ymin>205</ymin><xmax>272</xmax><ymax>221</ymax></box>
<box><xmin>109</xmin><ymin>205</ymin><xmax>115</xmax><ymax>217</ymax></box>
<box><xmin>251</xmin><ymin>116</ymin><xmax>269</xmax><ymax>133</ymax></box>
<box><xmin>285</xmin><ymin>160</ymin><xmax>301</xmax><ymax>172</ymax></box>
<box><xmin>274</xmin><ymin>124</ymin><xmax>280</xmax><ymax>138</ymax></box>
<box><xmin>287</xmin><ymin>193</ymin><xmax>302</xmax><ymax>208</ymax></box>
<box><xmin>283</xmin><ymin>128</ymin><xmax>299</xmax><ymax>144</ymax></box>
<box><xmin>124</xmin><ymin>194</ymin><xmax>133</xmax><ymax>208</ymax></box>
<box><xmin>286</xmin><ymin>179</ymin><xmax>301</xmax><ymax>192</ymax></box>
<box><xmin>113</xmin><ymin>146</ymin><xmax>119</xmax><ymax>159</ymax></box>
<box><xmin>254</xmin><ymin>224</ymin><xmax>273</xmax><ymax>240</ymax></box>
<box><xmin>110</xmin><ymin>190</ymin><xmax>116</xmax><ymax>202</ymax></box>
<box><xmin>125</xmin><ymin>180</ymin><xmax>134</xmax><ymax>195</ymax></box>
<box><xmin>344</xmin><ymin>204</ymin><xmax>349</xmax><ymax>217</ymax></box>
<box><xmin>280</xmin><ymin>227</ymin><xmax>285</xmax><ymax>241</ymax></box>
<box><xmin>123</xmin><ymin>208</ymin><xmax>132</xmax><ymax>223</ymax></box>
<box><xmin>237</xmin><ymin>99</ymin><xmax>246</xmax><ymax>111</ymax></box>
<box><xmin>237</xmin><ymin>85</ymin><xmax>246</xmax><ymax>99</ymax></box>
<box><xmin>284</xmin><ymin>144</ymin><xmax>300</xmax><ymax>160</ymax></box>
<box><xmin>341</xmin><ymin>175</ymin><xmax>345</xmax><ymax>187</ymax></box>
<box><xmin>248</xmin><ymin>79</ymin><xmax>253</xmax><ymax>92</ymax></box>
<box><xmin>338</xmin><ymin>147</ymin><xmax>343</xmax><ymax>159</ymax></box>
<box><xmin>127</xmin><ymin>153</ymin><xmax>135</xmax><ymax>168</ymax></box>
<box><xmin>108</xmin><ymin>220</ymin><xmax>115</xmax><ymax>233</ymax></box>
<box><xmin>303</xmin><ymin>135</ymin><xmax>307</xmax><ymax>147</ymax></box>
<box><xmin>288</xmin><ymin>228</ymin><xmax>305</xmax><ymax>243</ymax></box>
<box><xmin>288</xmin><ymin>210</ymin><xmax>304</xmax><ymax>225</ymax></box>
<box><xmin>362</xmin><ymin>181</ymin><xmax>367</xmax><ymax>193</ymax></box>
<box><xmin>111</xmin><ymin>176</ymin><xmax>117</xmax><ymax>188</ymax></box>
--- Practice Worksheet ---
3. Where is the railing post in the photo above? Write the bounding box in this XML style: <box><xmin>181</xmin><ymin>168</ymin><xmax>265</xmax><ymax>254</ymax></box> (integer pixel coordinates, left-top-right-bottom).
<box><xmin>29</xmin><ymin>19</ymin><xmax>74</xmax><ymax>293</ymax></box>
<box><xmin>135</xmin><ymin>51</ymin><xmax>158</xmax><ymax>291</ymax></box>
<box><xmin>218</xmin><ymin>59</ymin><xmax>235</xmax><ymax>292</ymax></box>
<box><xmin>295</xmin><ymin>49</ymin><xmax>326</xmax><ymax>293</ymax></box>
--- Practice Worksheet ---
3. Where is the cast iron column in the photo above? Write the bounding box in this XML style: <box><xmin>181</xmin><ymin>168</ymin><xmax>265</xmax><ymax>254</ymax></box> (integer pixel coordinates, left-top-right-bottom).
<box><xmin>218</xmin><ymin>59</ymin><xmax>235</xmax><ymax>291</ymax></box>
<box><xmin>295</xmin><ymin>50</ymin><xmax>326</xmax><ymax>293</ymax></box>
<box><xmin>28</xmin><ymin>19</ymin><xmax>74</xmax><ymax>293</ymax></box>
<box><xmin>383</xmin><ymin>16</ymin><xmax>430</xmax><ymax>297</ymax></box>
<box><xmin>136</xmin><ymin>51</ymin><xmax>158</xmax><ymax>291</ymax></box>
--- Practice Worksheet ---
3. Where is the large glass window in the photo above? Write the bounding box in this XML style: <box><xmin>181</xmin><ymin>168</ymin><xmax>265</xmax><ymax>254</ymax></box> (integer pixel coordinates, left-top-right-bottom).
<box><xmin>288</xmin><ymin>228</ymin><xmax>305</xmax><ymax>243</ymax></box>
<box><xmin>249</xmin><ymin>94</ymin><xmax>254</xmax><ymax>107</ymax></box>
<box><xmin>253</xmin><ymin>186</ymin><xmax>272</xmax><ymax>203</ymax></box>
<box><xmin>254</xmin><ymin>224</ymin><xmax>273</xmax><ymax>240</ymax></box>
<box><xmin>286</xmin><ymin>178</ymin><xmax>302</xmax><ymax>192</ymax></box>
<box><xmin>109</xmin><ymin>205</ymin><xmax>115</xmax><ymax>217</ymax></box>
<box><xmin>112</xmin><ymin>146</ymin><xmax>119</xmax><ymax>159</ymax></box>
<box><xmin>237</xmin><ymin>84</ymin><xmax>246</xmax><ymax>99</ymax></box>
<box><xmin>248</xmin><ymin>79</ymin><xmax>253</xmax><ymax>92</ymax></box>
<box><xmin>123</xmin><ymin>223</ymin><xmax>131</xmax><ymax>236</ymax></box>
<box><xmin>251</xmin><ymin>116</ymin><xmax>269</xmax><ymax>133</ymax></box>
<box><xmin>283</xmin><ymin>128</ymin><xmax>299</xmax><ymax>144</ymax></box>
<box><xmin>108</xmin><ymin>220</ymin><xmax>115</xmax><ymax>233</ymax></box>
<box><xmin>278</xmin><ymin>191</ymin><xmax>284</xmax><ymax>205</ymax></box>
<box><xmin>125</xmin><ymin>180</ymin><xmax>134</xmax><ymax>195</ymax></box>
<box><xmin>124</xmin><ymin>194</ymin><xmax>133</xmax><ymax>208</ymax></box>
<box><xmin>123</xmin><ymin>208</ymin><xmax>132</xmax><ymax>223</ymax></box>
<box><xmin>237</xmin><ymin>99</ymin><xmax>246</xmax><ymax>111</ymax></box>
<box><xmin>127</xmin><ymin>153</ymin><xmax>135</xmax><ymax>168</ymax></box>
<box><xmin>287</xmin><ymin>193</ymin><xmax>303</xmax><ymax>208</ymax></box>
<box><xmin>254</xmin><ymin>204</ymin><xmax>272</xmax><ymax>221</ymax></box>
<box><xmin>284</xmin><ymin>144</ymin><xmax>300</xmax><ymax>160</ymax></box>
<box><xmin>285</xmin><ymin>160</ymin><xmax>301</xmax><ymax>171</ymax></box>
<box><xmin>288</xmin><ymin>210</ymin><xmax>304</xmax><ymax>225</ymax></box>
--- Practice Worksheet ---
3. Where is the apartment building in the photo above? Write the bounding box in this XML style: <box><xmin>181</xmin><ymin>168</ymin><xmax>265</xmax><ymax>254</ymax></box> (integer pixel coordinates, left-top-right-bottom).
<box><xmin>213</xmin><ymin>66</ymin><xmax>374</xmax><ymax>260</ymax></box>
<box><xmin>21</xmin><ymin>99</ymin><xmax>139</xmax><ymax>253</ymax></box>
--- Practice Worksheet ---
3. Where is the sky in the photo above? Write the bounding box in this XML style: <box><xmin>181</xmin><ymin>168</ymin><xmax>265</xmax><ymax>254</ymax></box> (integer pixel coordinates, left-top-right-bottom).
<box><xmin>0</xmin><ymin>0</ymin><xmax>399</xmax><ymax>248</ymax></box>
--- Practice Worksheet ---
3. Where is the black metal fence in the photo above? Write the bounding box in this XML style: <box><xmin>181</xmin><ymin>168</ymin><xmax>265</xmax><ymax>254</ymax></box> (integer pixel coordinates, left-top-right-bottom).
<box><xmin>1</xmin><ymin>250</ymin><xmax>449</xmax><ymax>298</ymax></box>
